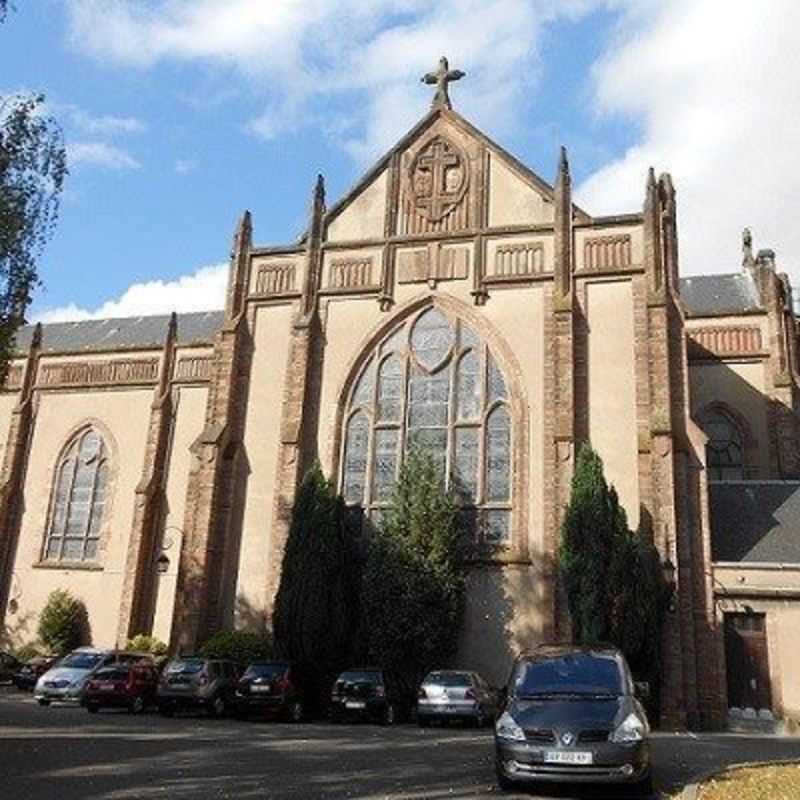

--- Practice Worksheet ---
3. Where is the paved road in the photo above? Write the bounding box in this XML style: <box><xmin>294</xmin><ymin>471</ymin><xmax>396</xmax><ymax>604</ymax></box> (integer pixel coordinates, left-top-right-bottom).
<box><xmin>1</xmin><ymin>688</ymin><xmax>799</xmax><ymax>800</ymax></box>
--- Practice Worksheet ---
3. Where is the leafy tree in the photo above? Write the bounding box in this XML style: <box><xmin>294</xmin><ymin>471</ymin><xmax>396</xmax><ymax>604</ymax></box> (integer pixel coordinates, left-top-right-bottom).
<box><xmin>0</xmin><ymin>92</ymin><xmax>67</xmax><ymax>379</ymax></box>
<box><xmin>126</xmin><ymin>634</ymin><xmax>168</xmax><ymax>656</ymax></box>
<box><xmin>559</xmin><ymin>444</ymin><xmax>665</xmax><ymax>711</ymax></box>
<box><xmin>37</xmin><ymin>589</ymin><xmax>88</xmax><ymax>655</ymax></box>
<box><xmin>272</xmin><ymin>464</ymin><xmax>361</xmax><ymax>707</ymax></box>
<box><xmin>358</xmin><ymin>447</ymin><xmax>465</xmax><ymax>694</ymax></box>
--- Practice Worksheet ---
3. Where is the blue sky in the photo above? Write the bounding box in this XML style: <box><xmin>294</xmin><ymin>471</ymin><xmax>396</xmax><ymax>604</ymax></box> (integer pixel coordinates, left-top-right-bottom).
<box><xmin>3</xmin><ymin>1</ymin><xmax>799</xmax><ymax>321</ymax></box>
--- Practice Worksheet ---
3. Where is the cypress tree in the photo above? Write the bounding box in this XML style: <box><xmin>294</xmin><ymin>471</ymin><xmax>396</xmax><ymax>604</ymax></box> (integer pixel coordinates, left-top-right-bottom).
<box><xmin>272</xmin><ymin>464</ymin><xmax>359</xmax><ymax>708</ymax></box>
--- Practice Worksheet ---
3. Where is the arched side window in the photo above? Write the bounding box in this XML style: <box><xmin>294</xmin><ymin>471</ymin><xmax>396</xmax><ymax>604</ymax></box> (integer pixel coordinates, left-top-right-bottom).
<box><xmin>43</xmin><ymin>427</ymin><xmax>110</xmax><ymax>563</ymax></box>
<box><xmin>702</xmin><ymin>409</ymin><xmax>744</xmax><ymax>481</ymax></box>
<box><xmin>341</xmin><ymin>306</ymin><xmax>513</xmax><ymax>545</ymax></box>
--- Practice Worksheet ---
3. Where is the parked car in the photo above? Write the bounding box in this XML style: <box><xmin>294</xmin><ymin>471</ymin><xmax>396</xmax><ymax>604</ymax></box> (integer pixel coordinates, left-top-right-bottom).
<box><xmin>84</xmin><ymin>662</ymin><xmax>160</xmax><ymax>714</ymax></box>
<box><xmin>494</xmin><ymin>644</ymin><xmax>652</xmax><ymax>796</ymax></box>
<box><xmin>0</xmin><ymin>651</ymin><xmax>20</xmax><ymax>684</ymax></box>
<box><xmin>417</xmin><ymin>670</ymin><xmax>498</xmax><ymax>727</ymax></box>
<box><xmin>330</xmin><ymin>668</ymin><xmax>410</xmax><ymax>725</ymax></box>
<box><xmin>13</xmin><ymin>655</ymin><xmax>58</xmax><ymax>690</ymax></box>
<box><xmin>157</xmin><ymin>656</ymin><xmax>239</xmax><ymax>717</ymax></box>
<box><xmin>234</xmin><ymin>661</ymin><xmax>305</xmax><ymax>721</ymax></box>
<box><xmin>34</xmin><ymin>649</ymin><xmax>151</xmax><ymax>705</ymax></box>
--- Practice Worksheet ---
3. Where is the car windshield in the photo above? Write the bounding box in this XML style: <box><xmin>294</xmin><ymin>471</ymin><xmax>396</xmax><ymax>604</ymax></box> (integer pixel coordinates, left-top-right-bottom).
<box><xmin>59</xmin><ymin>653</ymin><xmax>103</xmax><ymax>670</ymax></box>
<box><xmin>337</xmin><ymin>671</ymin><xmax>381</xmax><ymax>684</ymax></box>
<box><xmin>165</xmin><ymin>659</ymin><xmax>204</xmax><ymax>675</ymax></box>
<box><xmin>424</xmin><ymin>672</ymin><xmax>471</xmax><ymax>687</ymax></box>
<box><xmin>95</xmin><ymin>668</ymin><xmax>129</xmax><ymax>681</ymax></box>
<box><xmin>513</xmin><ymin>653</ymin><xmax>623</xmax><ymax>697</ymax></box>
<box><xmin>243</xmin><ymin>663</ymin><xmax>288</xmax><ymax>679</ymax></box>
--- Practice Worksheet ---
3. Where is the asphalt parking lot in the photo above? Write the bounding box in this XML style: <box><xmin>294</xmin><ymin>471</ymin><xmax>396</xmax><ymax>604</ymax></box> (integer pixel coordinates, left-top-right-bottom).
<box><xmin>2</xmin><ymin>687</ymin><xmax>800</xmax><ymax>800</ymax></box>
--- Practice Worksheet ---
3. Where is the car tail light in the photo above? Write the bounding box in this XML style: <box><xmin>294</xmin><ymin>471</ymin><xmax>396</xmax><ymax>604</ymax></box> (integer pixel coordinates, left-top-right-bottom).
<box><xmin>375</xmin><ymin>685</ymin><xmax>385</xmax><ymax>698</ymax></box>
<box><xmin>465</xmin><ymin>688</ymin><xmax>477</xmax><ymax>701</ymax></box>
<box><xmin>275</xmin><ymin>674</ymin><xmax>291</xmax><ymax>693</ymax></box>
<box><xmin>197</xmin><ymin>670</ymin><xmax>209</xmax><ymax>686</ymax></box>
<box><xmin>418</xmin><ymin>687</ymin><xmax>427</xmax><ymax>699</ymax></box>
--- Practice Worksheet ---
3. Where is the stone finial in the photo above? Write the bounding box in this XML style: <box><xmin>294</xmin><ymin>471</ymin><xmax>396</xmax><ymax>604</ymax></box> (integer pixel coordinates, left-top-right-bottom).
<box><xmin>742</xmin><ymin>228</ymin><xmax>754</xmax><ymax>267</ymax></box>
<box><xmin>314</xmin><ymin>173</ymin><xmax>325</xmax><ymax>206</ymax></box>
<box><xmin>421</xmin><ymin>56</ymin><xmax>465</xmax><ymax>110</ymax></box>
<box><xmin>31</xmin><ymin>321</ymin><xmax>42</xmax><ymax>350</ymax></box>
<box><xmin>556</xmin><ymin>145</ymin><xmax>570</xmax><ymax>182</ymax></box>
<box><xmin>757</xmin><ymin>248</ymin><xmax>776</xmax><ymax>269</ymax></box>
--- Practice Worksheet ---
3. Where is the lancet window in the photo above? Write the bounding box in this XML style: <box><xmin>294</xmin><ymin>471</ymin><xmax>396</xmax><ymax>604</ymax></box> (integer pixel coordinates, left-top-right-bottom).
<box><xmin>703</xmin><ymin>409</ymin><xmax>745</xmax><ymax>481</ymax></box>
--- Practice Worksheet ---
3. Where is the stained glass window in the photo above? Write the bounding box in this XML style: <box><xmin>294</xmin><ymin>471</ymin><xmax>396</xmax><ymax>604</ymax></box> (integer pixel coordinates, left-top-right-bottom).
<box><xmin>342</xmin><ymin>306</ymin><xmax>514</xmax><ymax>548</ymax></box>
<box><xmin>43</xmin><ymin>427</ymin><xmax>110</xmax><ymax>563</ymax></box>
<box><xmin>703</xmin><ymin>410</ymin><xmax>744</xmax><ymax>481</ymax></box>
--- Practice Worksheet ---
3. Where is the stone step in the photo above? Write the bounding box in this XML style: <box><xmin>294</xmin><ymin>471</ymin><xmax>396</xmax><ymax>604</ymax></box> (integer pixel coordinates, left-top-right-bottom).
<box><xmin>727</xmin><ymin>708</ymin><xmax>785</xmax><ymax>735</ymax></box>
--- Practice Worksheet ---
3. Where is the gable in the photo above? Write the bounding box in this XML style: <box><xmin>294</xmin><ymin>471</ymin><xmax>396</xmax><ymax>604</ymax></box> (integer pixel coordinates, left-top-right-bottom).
<box><xmin>487</xmin><ymin>151</ymin><xmax>554</xmax><ymax>227</ymax></box>
<box><xmin>326</xmin><ymin>168</ymin><xmax>388</xmax><ymax>243</ymax></box>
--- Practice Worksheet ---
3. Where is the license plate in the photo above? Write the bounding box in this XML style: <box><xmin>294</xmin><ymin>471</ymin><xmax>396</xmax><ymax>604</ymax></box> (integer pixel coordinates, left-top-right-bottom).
<box><xmin>544</xmin><ymin>751</ymin><xmax>593</xmax><ymax>765</ymax></box>
<box><xmin>100</xmin><ymin>683</ymin><xmax>115</xmax><ymax>691</ymax></box>
<box><xmin>251</xmin><ymin>685</ymin><xmax>272</xmax><ymax>694</ymax></box>
<box><xmin>345</xmin><ymin>701</ymin><xmax>366</xmax><ymax>709</ymax></box>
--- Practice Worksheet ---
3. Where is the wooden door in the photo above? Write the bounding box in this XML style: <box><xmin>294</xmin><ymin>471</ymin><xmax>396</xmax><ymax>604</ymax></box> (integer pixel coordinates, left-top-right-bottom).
<box><xmin>724</xmin><ymin>613</ymin><xmax>772</xmax><ymax>711</ymax></box>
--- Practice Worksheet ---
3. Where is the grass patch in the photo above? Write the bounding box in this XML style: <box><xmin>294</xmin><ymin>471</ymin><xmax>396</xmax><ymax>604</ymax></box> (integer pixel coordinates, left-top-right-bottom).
<box><xmin>698</xmin><ymin>764</ymin><xmax>800</xmax><ymax>800</ymax></box>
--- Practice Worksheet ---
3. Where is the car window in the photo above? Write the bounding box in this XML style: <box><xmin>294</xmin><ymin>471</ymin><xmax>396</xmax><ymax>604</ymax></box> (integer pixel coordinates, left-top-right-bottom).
<box><xmin>165</xmin><ymin>658</ymin><xmax>204</xmax><ymax>675</ymax></box>
<box><xmin>94</xmin><ymin>667</ymin><xmax>129</xmax><ymax>681</ymax></box>
<box><xmin>513</xmin><ymin>653</ymin><xmax>623</xmax><ymax>697</ymax></box>
<box><xmin>59</xmin><ymin>652</ymin><xmax>104</xmax><ymax>670</ymax></box>
<box><xmin>243</xmin><ymin>663</ymin><xmax>288</xmax><ymax>680</ymax></box>
<box><xmin>424</xmin><ymin>671</ymin><xmax>472</xmax><ymax>687</ymax></box>
<box><xmin>337</xmin><ymin>670</ymin><xmax>381</xmax><ymax>684</ymax></box>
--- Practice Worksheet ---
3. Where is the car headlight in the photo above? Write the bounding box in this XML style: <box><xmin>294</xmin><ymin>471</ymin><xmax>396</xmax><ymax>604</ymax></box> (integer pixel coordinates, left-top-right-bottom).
<box><xmin>495</xmin><ymin>711</ymin><xmax>526</xmax><ymax>742</ymax></box>
<box><xmin>611</xmin><ymin>712</ymin><xmax>648</xmax><ymax>743</ymax></box>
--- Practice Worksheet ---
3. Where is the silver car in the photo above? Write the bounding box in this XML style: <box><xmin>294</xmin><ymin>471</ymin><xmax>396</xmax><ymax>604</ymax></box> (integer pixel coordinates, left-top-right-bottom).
<box><xmin>34</xmin><ymin>648</ymin><xmax>149</xmax><ymax>705</ymax></box>
<box><xmin>417</xmin><ymin>670</ymin><xmax>499</xmax><ymax>727</ymax></box>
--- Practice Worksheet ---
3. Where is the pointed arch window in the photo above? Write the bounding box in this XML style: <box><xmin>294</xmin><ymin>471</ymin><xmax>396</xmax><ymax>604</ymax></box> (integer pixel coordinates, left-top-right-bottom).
<box><xmin>341</xmin><ymin>306</ymin><xmax>513</xmax><ymax>545</ymax></box>
<box><xmin>703</xmin><ymin>409</ymin><xmax>744</xmax><ymax>481</ymax></box>
<box><xmin>43</xmin><ymin>427</ymin><xmax>111</xmax><ymax>563</ymax></box>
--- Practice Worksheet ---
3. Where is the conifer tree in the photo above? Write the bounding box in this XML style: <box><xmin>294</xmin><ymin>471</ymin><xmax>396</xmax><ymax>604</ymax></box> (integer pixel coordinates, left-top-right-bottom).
<box><xmin>272</xmin><ymin>464</ymin><xmax>360</xmax><ymax>706</ymax></box>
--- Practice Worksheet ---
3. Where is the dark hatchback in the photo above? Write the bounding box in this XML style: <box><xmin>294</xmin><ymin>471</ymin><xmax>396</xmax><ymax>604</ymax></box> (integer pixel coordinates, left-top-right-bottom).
<box><xmin>330</xmin><ymin>669</ymin><xmax>407</xmax><ymax>725</ymax></box>
<box><xmin>235</xmin><ymin>661</ymin><xmax>305</xmax><ymax>722</ymax></box>
<box><xmin>13</xmin><ymin>656</ymin><xmax>58</xmax><ymax>690</ymax></box>
<box><xmin>84</xmin><ymin>662</ymin><xmax>160</xmax><ymax>714</ymax></box>
<box><xmin>494</xmin><ymin>645</ymin><xmax>652</xmax><ymax>796</ymax></box>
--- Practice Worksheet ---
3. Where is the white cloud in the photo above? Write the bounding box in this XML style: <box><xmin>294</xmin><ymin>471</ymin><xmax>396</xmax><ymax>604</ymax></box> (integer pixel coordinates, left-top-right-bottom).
<box><xmin>67</xmin><ymin>108</ymin><xmax>146</xmax><ymax>135</ymax></box>
<box><xmin>174</xmin><ymin>158</ymin><xmax>197</xmax><ymax>174</ymax></box>
<box><xmin>576</xmin><ymin>0</ymin><xmax>800</xmax><ymax>280</ymax></box>
<box><xmin>68</xmin><ymin>140</ymin><xmax>141</xmax><ymax>169</ymax></box>
<box><xmin>34</xmin><ymin>262</ymin><xmax>227</xmax><ymax>323</ymax></box>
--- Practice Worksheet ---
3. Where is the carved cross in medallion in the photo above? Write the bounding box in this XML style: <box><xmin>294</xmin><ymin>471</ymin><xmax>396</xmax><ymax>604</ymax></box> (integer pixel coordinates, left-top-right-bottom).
<box><xmin>409</xmin><ymin>136</ymin><xmax>469</xmax><ymax>222</ymax></box>
<box><xmin>421</xmin><ymin>56</ymin><xmax>465</xmax><ymax>110</ymax></box>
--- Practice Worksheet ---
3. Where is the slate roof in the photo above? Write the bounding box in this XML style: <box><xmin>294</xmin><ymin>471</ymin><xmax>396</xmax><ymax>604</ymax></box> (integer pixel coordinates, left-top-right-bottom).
<box><xmin>13</xmin><ymin>310</ymin><xmax>224</xmax><ymax>355</ymax></box>
<box><xmin>709</xmin><ymin>482</ymin><xmax>800</xmax><ymax>563</ymax></box>
<box><xmin>679</xmin><ymin>273</ymin><xmax>763</xmax><ymax>317</ymax></box>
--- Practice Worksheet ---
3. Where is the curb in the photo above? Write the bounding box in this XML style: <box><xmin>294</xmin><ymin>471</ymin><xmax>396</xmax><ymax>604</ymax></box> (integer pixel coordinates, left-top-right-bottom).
<box><xmin>679</xmin><ymin>757</ymin><xmax>800</xmax><ymax>799</ymax></box>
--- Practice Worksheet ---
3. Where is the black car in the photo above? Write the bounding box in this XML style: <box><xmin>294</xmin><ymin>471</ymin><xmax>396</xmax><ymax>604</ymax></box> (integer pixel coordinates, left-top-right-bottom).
<box><xmin>494</xmin><ymin>645</ymin><xmax>652</xmax><ymax>796</ymax></box>
<box><xmin>330</xmin><ymin>669</ymin><xmax>408</xmax><ymax>725</ymax></box>
<box><xmin>12</xmin><ymin>655</ymin><xmax>58</xmax><ymax>690</ymax></box>
<box><xmin>0</xmin><ymin>652</ymin><xmax>20</xmax><ymax>684</ymax></box>
<box><xmin>235</xmin><ymin>661</ymin><xmax>305</xmax><ymax>721</ymax></box>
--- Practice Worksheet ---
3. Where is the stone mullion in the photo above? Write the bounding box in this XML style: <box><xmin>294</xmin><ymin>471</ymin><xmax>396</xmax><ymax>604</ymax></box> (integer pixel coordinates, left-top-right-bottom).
<box><xmin>0</xmin><ymin>328</ymin><xmax>40</xmax><ymax>630</ymax></box>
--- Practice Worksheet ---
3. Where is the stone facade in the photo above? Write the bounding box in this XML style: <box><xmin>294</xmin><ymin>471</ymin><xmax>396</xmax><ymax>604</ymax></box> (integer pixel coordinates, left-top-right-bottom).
<box><xmin>1</xmin><ymin>103</ymin><xmax>799</xmax><ymax>729</ymax></box>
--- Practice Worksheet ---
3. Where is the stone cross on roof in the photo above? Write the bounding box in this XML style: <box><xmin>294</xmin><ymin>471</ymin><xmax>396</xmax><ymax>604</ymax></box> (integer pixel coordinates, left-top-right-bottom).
<box><xmin>421</xmin><ymin>56</ymin><xmax>465</xmax><ymax>110</ymax></box>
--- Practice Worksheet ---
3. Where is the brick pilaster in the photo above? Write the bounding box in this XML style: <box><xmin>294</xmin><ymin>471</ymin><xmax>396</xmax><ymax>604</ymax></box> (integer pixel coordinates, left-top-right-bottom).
<box><xmin>0</xmin><ymin>325</ymin><xmax>40</xmax><ymax>631</ymax></box>
<box><xmin>116</xmin><ymin>314</ymin><xmax>178</xmax><ymax>645</ymax></box>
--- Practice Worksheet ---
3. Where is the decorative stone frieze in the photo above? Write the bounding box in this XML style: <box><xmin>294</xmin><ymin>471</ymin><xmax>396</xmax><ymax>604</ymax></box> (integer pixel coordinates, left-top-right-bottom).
<box><xmin>174</xmin><ymin>356</ymin><xmax>214</xmax><ymax>382</ymax></box>
<box><xmin>583</xmin><ymin>234</ymin><xmax>633</xmax><ymax>271</ymax></box>
<box><xmin>2</xmin><ymin>365</ymin><xmax>23</xmax><ymax>391</ymax></box>
<box><xmin>254</xmin><ymin>262</ymin><xmax>296</xmax><ymax>296</ymax></box>
<box><xmin>396</xmin><ymin>243</ymin><xmax>469</xmax><ymax>285</ymax></box>
<box><xmin>687</xmin><ymin>326</ymin><xmax>763</xmax><ymax>358</ymax></box>
<box><xmin>39</xmin><ymin>358</ymin><xmax>159</xmax><ymax>388</ymax></box>
<box><xmin>328</xmin><ymin>257</ymin><xmax>375</xmax><ymax>290</ymax></box>
<box><xmin>490</xmin><ymin>242</ymin><xmax>545</xmax><ymax>279</ymax></box>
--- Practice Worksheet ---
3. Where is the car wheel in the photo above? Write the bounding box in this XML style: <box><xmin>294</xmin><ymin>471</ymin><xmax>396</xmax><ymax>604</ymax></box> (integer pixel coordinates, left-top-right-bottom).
<box><xmin>130</xmin><ymin>696</ymin><xmax>145</xmax><ymax>714</ymax></box>
<box><xmin>37</xmin><ymin>698</ymin><xmax>50</xmax><ymax>707</ymax></box>
<box><xmin>417</xmin><ymin>715</ymin><xmax>429</xmax><ymax>728</ymax></box>
<box><xmin>495</xmin><ymin>765</ymin><xmax>516</xmax><ymax>792</ymax></box>
<box><xmin>629</xmin><ymin>772</ymin><xmax>654</xmax><ymax>798</ymax></box>
<box><xmin>159</xmin><ymin>704</ymin><xmax>174</xmax><ymax>718</ymax></box>
<box><xmin>287</xmin><ymin>700</ymin><xmax>303</xmax><ymax>723</ymax></box>
<box><xmin>210</xmin><ymin>694</ymin><xmax>227</xmax><ymax>718</ymax></box>
<box><xmin>86</xmin><ymin>703</ymin><xmax>99</xmax><ymax>714</ymax></box>
<box><xmin>382</xmin><ymin>703</ymin><xmax>396</xmax><ymax>726</ymax></box>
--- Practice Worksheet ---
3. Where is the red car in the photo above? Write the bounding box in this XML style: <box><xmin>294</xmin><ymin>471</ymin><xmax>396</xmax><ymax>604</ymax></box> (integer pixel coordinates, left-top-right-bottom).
<box><xmin>84</xmin><ymin>662</ymin><xmax>159</xmax><ymax>714</ymax></box>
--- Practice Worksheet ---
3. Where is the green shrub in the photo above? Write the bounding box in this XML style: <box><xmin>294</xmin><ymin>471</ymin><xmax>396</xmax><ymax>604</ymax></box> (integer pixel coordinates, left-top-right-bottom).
<box><xmin>126</xmin><ymin>634</ymin><xmax>168</xmax><ymax>656</ymax></box>
<box><xmin>37</xmin><ymin>590</ymin><xmax>88</xmax><ymax>655</ymax></box>
<box><xmin>13</xmin><ymin>643</ymin><xmax>41</xmax><ymax>662</ymax></box>
<box><xmin>198</xmin><ymin>630</ymin><xmax>273</xmax><ymax>666</ymax></box>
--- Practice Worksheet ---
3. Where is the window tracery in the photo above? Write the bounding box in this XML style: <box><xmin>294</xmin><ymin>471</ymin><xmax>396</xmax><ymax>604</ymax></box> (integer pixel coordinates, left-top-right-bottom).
<box><xmin>342</xmin><ymin>307</ymin><xmax>513</xmax><ymax>545</ymax></box>
<box><xmin>703</xmin><ymin>409</ymin><xmax>745</xmax><ymax>481</ymax></box>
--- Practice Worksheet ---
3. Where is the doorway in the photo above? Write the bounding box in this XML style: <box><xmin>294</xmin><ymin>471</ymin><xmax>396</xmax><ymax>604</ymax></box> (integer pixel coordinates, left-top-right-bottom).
<box><xmin>723</xmin><ymin>612</ymin><xmax>772</xmax><ymax>711</ymax></box>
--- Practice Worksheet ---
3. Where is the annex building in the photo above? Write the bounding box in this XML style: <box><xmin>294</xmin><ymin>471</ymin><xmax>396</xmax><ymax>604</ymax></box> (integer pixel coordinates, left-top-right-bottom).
<box><xmin>2</xmin><ymin>66</ymin><xmax>799</xmax><ymax>730</ymax></box>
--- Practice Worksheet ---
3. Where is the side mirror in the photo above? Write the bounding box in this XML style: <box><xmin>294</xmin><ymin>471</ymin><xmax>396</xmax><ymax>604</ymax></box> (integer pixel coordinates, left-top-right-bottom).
<box><xmin>634</xmin><ymin>681</ymin><xmax>650</xmax><ymax>701</ymax></box>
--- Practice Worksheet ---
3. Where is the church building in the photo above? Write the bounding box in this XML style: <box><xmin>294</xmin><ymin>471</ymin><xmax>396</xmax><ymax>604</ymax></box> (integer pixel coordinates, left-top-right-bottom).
<box><xmin>2</xmin><ymin>64</ymin><xmax>799</xmax><ymax>730</ymax></box>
